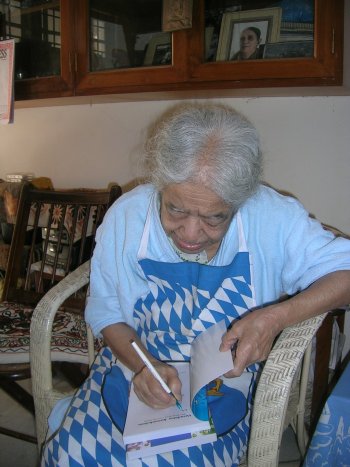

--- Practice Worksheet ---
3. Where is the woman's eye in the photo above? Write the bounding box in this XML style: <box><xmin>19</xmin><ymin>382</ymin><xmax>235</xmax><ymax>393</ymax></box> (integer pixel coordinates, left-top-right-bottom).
<box><xmin>168</xmin><ymin>206</ymin><xmax>185</xmax><ymax>217</ymax></box>
<box><xmin>204</xmin><ymin>218</ymin><xmax>224</xmax><ymax>227</ymax></box>
<box><xmin>204</xmin><ymin>213</ymin><xmax>231</xmax><ymax>227</ymax></box>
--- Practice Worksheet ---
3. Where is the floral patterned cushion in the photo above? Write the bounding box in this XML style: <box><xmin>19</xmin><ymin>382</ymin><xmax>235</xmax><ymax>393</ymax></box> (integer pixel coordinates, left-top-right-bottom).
<box><xmin>0</xmin><ymin>301</ymin><xmax>100</xmax><ymax>364</ymax></box>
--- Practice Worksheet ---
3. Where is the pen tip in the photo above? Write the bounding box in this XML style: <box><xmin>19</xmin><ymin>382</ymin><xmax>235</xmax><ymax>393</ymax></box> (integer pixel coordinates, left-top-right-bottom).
<box><xmin>176</xmin><ymin>400</ymin><xmax>183</xmax><ymax>410</ymax></box>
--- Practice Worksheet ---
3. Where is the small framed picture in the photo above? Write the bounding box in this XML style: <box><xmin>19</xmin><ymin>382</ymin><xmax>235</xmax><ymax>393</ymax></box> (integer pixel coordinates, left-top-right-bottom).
<box><xmin>216</xmin><ymin>7</ymin><xmax>282</xmax><ymax>62</ymax></box>
<box><xmin>143</xmin><ymin>33</ymin><xmax>172</xmax><ymax>66</ymax></box>
<box><xmin>162</xmin><ymin>0</ymin><xmax>193</xmax><ymax>32</ymax></box>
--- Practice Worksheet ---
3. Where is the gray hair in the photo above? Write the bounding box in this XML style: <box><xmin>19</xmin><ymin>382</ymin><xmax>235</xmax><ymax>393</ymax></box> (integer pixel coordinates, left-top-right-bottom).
<box><xmin>143</xmin><ymin>102</ymin><xmax>262</xmax><ymax>210</ymax></box>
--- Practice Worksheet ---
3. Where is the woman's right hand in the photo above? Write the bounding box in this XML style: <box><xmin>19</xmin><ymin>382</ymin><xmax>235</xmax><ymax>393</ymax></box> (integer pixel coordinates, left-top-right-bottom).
<box><xmin>132</xmin><ymin>361</ymin><xmax>182</xmax><ymax>409</ymax></box>
<box><xmin>101</xmin><ymin>323</ymin><xmax>182</xmax><ymax>408</ymax></box>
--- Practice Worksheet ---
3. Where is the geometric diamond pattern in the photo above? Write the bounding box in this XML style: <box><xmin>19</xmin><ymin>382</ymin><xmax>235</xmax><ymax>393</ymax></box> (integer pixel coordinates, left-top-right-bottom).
<box><xmin>42</xmin><ymin>248</ymin><xmax>257</xmax><ymax>465</ymax></box>
<box><xmin>134</xmin><ymin>253</ymin><xmax>253</xmax><ymax>361</ymax></box>
<box><xmin>42</xmin><ymin>347</ymin><xmax>252</xmax><ymax>467</ymax></box>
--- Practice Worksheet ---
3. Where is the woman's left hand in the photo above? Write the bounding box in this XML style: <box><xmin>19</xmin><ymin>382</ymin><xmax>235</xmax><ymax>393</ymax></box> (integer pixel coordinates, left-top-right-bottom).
<box><xmin>220</xmin><ymin>271</ymin><xmax>350</xmax><ymax>377</ymax></box>
<box><xmin>220</xmin><ymin>306</ymin><xmax>281</xmax><ymax>377</ymax></box>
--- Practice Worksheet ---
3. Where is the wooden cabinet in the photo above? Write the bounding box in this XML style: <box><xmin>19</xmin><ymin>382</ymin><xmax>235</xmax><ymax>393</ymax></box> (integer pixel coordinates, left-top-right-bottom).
<box><xmin>73</xmin><ymin>0</ymin><xmax>189</xmax><ymax>97</ymax></box>
<box><xmin>4</xmin><ymin>0</ymin><xmax>343</xmax><ymax>101</ymax></box>
<box><xmin>188</xmin><ymin>0</ymin><xmax>344</xmax><ymax>89</ymax></box>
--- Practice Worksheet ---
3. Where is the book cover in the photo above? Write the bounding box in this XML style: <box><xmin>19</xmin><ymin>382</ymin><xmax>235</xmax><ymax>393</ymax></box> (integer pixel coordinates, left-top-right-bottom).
<box><xmin>126</xmin><ymin>417</ymin><xmax>217</xmax><ymax>460</ymax></box>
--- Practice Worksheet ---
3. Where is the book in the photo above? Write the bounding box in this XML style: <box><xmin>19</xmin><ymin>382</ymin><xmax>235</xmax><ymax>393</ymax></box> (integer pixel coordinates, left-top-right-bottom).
<box><xmin>123</xmin><ymin>320</ymin><xmax>233</xmax><ymax>457</ymax></box>
<box><xmin>126</xmin><ymin>416</ymin><xmax>217</xmax><ymax>460</ymax></box>
<box><xmin>124</xmin><ymin>361</ymin><xmax>210</xmax><ymax>445</ymax></box>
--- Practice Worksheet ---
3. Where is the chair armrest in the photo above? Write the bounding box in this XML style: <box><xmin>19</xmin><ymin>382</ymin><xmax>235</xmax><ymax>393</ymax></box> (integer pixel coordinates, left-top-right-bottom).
<box><xmin>247</xmin><ymin>313</ymin><xmax>326</xmax><ymax>467</ymax></box>
<box><xmin>30</xmin><ymin>261</ymin><xmax>91</xmax><ymax>448</ymax></box>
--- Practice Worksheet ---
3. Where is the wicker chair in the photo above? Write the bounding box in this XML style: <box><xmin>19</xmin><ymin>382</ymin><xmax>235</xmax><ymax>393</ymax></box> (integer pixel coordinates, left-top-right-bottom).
<box><xmin>30</xmin><ymin>260</ymin><xmax>326</xmax><ymax>465</ymax></box>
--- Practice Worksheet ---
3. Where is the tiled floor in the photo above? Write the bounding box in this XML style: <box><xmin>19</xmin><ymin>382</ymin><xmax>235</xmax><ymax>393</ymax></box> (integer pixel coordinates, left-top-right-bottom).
<box><xmin>0</xmin><ymin>379</ymin><xmax>39</xmax><ymax>467</ymax></box>
<box><xmin>0</xmin><ymin>379</ymin><xmax>302</xmax><ymax>467</ymax></box>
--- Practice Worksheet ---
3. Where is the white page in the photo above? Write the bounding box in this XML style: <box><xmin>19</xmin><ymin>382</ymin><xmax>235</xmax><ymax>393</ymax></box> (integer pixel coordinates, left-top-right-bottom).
<box><xmin>190</xmin><ymin>319</ymin><xmax>233</xmax><ymax>401</ymax></box>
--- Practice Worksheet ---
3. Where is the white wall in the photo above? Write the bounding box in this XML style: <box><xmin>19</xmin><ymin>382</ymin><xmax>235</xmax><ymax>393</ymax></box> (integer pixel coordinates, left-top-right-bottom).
<box><xmin>1</xmin><ymin>95</ymin><xmax>349</xmax><ymax>233</ymax></box>
<box><xmin>1</xmin><ymin>3</ymin><xmax>350</xmax><ymax>354</ymax></box>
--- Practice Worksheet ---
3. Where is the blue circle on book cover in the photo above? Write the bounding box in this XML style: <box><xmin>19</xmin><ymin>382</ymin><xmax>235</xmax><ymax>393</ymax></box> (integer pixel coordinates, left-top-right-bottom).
<box><xmin>191</xmin><ymin>386</ymin><xmax>209</xmax><ymax>421</ymax></box>
<box><xmin>207</xmin><ymin>380</ymin><xmax>248</xmax><ymax>436</ymax></box>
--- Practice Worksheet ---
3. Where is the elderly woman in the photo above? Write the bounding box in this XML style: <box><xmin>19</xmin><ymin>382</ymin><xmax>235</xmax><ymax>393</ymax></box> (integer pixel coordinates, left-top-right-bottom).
<box><xmin>43</xmin><ymin>103</ymin><xmax>350</xmax><ymax>466</ymax></box>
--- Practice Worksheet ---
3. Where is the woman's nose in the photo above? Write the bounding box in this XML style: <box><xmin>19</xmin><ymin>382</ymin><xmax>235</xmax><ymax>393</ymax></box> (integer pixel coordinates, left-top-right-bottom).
<box><xmin>181</xmin><ymin>216</ymin><xmax>202</xmax><ymax>241</ymax></box>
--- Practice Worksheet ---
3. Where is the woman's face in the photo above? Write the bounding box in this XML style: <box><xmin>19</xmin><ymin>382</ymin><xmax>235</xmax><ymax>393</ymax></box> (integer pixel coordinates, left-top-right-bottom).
<box><xmin>239</xmin><ymin>28</ymin><xmax>260</xmax><ymax>59</ymax></box>
<box><xmin>160</xmin><ymin>182</ymin><xmax>234</xmax><ymax>260</ymax></box>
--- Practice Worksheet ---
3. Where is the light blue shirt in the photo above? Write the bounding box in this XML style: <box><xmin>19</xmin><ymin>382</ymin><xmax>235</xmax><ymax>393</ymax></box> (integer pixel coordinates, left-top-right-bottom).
<box><xmin>85</xmin><ymin>184</ymin><xmax>350</xmax><ymax>336</ymax></box>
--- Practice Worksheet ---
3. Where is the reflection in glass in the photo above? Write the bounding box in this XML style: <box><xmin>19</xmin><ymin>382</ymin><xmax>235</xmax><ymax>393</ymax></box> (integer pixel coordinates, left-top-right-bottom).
<box><xmin>89</xmin><ymin>0</ymin><xmax>171</xmax><ymax>72</ymax></box>
<box><xmin>204</xmin><ymin>0</ymin><xmax>314</xmax><ymax>63</ymax></box>
<box><xmin>0</xmin><ymin>0</ymin><xmax>61</xmax><ymax>80</ymax></box>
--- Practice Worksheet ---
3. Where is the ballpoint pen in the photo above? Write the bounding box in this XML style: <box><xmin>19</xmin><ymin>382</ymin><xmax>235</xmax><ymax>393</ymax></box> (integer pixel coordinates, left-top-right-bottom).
<box><xmin>130</xmin><ymin>339</ymin><xmax>183</xmax><ymax>410</ymax></box>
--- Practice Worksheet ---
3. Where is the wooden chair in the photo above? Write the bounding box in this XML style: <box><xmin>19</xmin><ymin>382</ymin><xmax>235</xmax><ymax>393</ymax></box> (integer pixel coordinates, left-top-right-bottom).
<box><xmin>306</xmin><ymin>223</ymin><xmax>350</xmax><ymax>436</ymax></box>
<box><xmin>0</xmin><ymin>182</ymin><xmax>122</xmax><ymax>443</ymax></box>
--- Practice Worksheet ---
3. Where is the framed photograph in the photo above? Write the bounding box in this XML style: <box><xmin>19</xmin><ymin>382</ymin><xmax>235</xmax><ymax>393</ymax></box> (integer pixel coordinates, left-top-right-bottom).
<box><xmin>143</xmin><ymin>33</ymin><xmax>172</xmax><ymax>66</ymax></box>
<box><xmin>162</xmin><ymin>0</ymin><xmax>193</xmax><ymax>32</ymax></box>
<box><xmin>216</xmin><ymin>7</ymin><xmax>282</xmax><ymax>62</ymax></box>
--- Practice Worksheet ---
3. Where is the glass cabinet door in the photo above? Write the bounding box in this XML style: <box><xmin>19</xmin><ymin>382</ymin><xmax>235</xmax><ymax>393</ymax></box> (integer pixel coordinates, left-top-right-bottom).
<box><xmin>0</xmin><ymin>0</ymin><xmax>74</xmax><ymax>99</ymax></box>
<box><xmin>74</xmin><ymin>0</ymin><xmax>188</xmax><ymax>95</ymax></box>
<box><xmin>0</xmin><ymin>0</ymin><xmax>61</xmax><ymax>80</ymax></box>
<box><xmin>204</xmin><ymin>0</ymin><xmax>314</xmax><ymax>64</ymax></box>
<box><xmin>189</xmin><ymin>0</ymin><xmax>342</xmax><ymax>87</ymax></box>
<box><xmin>89</xmin><ymin>0</ymin><xmax>171</xmax><ymax>72</ymax></box>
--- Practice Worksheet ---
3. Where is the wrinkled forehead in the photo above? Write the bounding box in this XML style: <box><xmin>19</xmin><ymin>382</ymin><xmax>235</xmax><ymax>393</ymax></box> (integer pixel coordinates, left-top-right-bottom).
<box><xmin>161</xmin><ymin>182</ymin><xmax>231</xmax><ymax>215</ymax></box>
